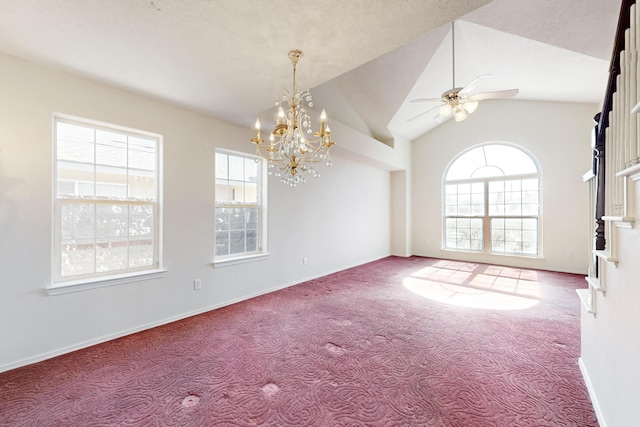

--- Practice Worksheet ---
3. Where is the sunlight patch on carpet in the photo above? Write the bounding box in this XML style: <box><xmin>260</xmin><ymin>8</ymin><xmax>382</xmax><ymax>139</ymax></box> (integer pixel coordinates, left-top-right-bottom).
<box><xmin>403</xmin><ymin>277</ymin><xmax>539</xmax><ymax>310</ymax></box>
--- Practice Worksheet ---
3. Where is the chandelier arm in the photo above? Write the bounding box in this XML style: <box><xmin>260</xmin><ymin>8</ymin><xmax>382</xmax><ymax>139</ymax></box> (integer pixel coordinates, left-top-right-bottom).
<box><xmin>254</xmin><ymin>142</ymin><xmax>282</xmax><ymax>161</ymax></box>
<box><xmin>294</xmin><ymin>137</ymin><xmax>332</xmax><ymax>164</ymax></box>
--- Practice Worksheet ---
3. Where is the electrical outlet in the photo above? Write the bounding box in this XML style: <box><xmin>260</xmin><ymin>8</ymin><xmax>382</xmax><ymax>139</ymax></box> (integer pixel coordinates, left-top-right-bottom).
<box><xmin>194</xmin><ymin>279</ymin><xmax>202</xmax><ymax>290</ymax></box>
<box><xmin>302</xmin><ymin>257</ymin><xmax>308</xmax><ymax>265</ymax></box>
<box><xmin>567</xmin><ymin>251</ymin><xmax>574</xmax><ymax>258</ymax></box>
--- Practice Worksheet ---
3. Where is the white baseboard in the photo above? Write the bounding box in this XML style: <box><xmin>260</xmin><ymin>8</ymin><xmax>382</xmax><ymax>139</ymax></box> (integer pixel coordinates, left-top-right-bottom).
<box><xmin>578</xmin><ymin>357</ymin><xmax>609</xmax><ymax>427</ymax></box>
<box><xmin>0</xmin><ymin>256</ymin><xmax>385</xmax><ymax>374</ymax></box>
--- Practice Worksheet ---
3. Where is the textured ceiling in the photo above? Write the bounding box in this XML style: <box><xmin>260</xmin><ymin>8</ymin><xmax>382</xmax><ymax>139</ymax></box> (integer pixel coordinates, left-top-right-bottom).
<box><xmin>0</xmin><ymin>0</ymin><xmax>621</xmax><ymax>142</ymax></box>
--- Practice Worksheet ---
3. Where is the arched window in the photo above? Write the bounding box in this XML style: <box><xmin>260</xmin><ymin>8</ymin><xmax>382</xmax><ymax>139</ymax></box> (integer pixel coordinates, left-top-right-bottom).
<box><xmin>444</xmin><ymin>143</ymin><xmax>540</xmax><ymax>256</ymax></box>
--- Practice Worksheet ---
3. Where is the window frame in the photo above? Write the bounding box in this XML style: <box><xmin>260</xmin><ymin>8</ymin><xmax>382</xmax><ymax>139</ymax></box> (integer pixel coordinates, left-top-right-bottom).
<box><xmin>443</xmin><ymin>143</ymin><xmax>542</xmax><ymax>257</ymax></box>
<box><xmin>213</xmin><ymin>149</ymin><xmax>268</xmax><ymax>266</ymax></box>
<box><xmin>49</xmin><ymin>114</ymin><xmax>164</xmax><ymax>293</ymax></box>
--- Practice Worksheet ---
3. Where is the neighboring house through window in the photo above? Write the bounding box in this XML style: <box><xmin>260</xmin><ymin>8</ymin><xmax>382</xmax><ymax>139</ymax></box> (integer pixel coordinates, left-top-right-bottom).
<box><xmin>215</xmin><ymin>150</ymin><xmax>266</xmax><ymax>262</ymax></box>
<box><xmin>53</xmin><ymin>115</ymin><xmax>162</xmax><ymax>285</ymax></box>
<box><xmin>444</xmin><ymin>143</ymin><xmax>540</xmax><ymax>256</ymax></box>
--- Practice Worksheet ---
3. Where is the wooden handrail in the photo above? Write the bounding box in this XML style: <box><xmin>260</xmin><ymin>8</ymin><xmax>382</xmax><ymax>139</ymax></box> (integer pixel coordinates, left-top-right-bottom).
<box><xmin>597</xmin><ymin>0</ymin><xmax>635</xmax><ymax>138</ymax></box>
<box><xmin>593</xmin><ymin>0</ymin><xmax>636</xmax><ymax>253</ymax></box>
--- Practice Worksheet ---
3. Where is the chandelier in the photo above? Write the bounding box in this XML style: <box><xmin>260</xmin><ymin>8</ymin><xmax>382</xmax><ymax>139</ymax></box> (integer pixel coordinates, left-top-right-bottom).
<box><xmin>251</xmin><ymin>49</ymin><xmax>335</xmax><ymax>186</ymax></box>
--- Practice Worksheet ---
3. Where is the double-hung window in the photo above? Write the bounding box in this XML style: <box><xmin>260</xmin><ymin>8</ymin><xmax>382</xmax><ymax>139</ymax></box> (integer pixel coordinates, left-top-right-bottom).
<box><xmin>53</xmin><ymin>115</ymin><xmax>162</xmax><ymax>285</ymax></box>
<box><xmin>215</xmin><ymin>150</ymin><xmax>266</xmax><ymax>262</ymax></box>
<box><xmin>444</xmin><ymin>143</ymin><xmax>540</xmax><ymax>256</ymax></box>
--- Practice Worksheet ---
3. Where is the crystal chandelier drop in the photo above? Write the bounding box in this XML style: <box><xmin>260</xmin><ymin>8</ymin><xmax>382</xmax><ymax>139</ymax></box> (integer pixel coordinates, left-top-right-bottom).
<box><xmin>251</xmin><ymin>49</ymin><xmax>335</xmax><ymax>186</ymax></box>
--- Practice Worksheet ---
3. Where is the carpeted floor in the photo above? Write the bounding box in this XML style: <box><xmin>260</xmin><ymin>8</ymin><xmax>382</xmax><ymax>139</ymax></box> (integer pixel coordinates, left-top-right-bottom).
<box><xmin>0</xmin><ymin>257</ymin><xmax>597</xmax><ymax>426</ymax></box>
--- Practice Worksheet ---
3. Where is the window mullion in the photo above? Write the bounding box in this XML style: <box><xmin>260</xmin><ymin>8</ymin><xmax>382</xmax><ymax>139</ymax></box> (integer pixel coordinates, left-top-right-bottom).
<box><xmin>483</xmin><ymin>181</ymin><xmax>490</xmax><ymax>253</ymax></box>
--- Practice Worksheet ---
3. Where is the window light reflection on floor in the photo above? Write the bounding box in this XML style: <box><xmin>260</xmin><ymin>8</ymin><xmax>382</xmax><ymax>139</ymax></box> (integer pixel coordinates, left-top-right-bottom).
<box><xmin>403</xmin><ymin>261</ymin><xmax>540</xmax><ymax>310</ymax></box>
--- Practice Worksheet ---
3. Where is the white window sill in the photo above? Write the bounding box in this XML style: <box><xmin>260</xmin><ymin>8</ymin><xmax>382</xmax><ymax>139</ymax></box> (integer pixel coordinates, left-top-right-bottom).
<box><xmin>47</xmin><ymin>269</ymin><xmax>167</xmax><ymax>295</ymax></box>
<box><xmin>441</xmin><ymin>248</ymin><xmax>544</xmax><ymax>260</ymax></box>
<box><xmin>212</xmin><ymin>253</ymin><xmax>270</xmax><ymax>268</ymax></box>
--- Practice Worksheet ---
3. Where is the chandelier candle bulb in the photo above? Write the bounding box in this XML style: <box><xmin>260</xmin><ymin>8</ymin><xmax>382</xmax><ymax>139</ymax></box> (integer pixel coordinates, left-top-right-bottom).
<box><xmin>320</xmin><ymin>109</ymin><xmax>327</xmax><ymax>134</ymax></box>
<box><xmin>250</xmin><ymin>49</ymin><xmax>336</xmax><ymax>186</ymax></box>
<box><xmin>251</xmin><ymin>118</ymin><xmax>263</xmax><ymax>144</ymax></box>
<box><xmin>277</xmin><ymin>106</ymin><xmax>285</xmax><ymax>125</ymax></box>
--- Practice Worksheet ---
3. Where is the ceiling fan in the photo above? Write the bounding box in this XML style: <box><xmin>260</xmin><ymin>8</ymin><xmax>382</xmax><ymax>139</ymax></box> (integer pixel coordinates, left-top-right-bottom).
<box><xmin>410</xmin><ymin>21</ymin><xmax>519</xmax><ymax>122</ymax></box>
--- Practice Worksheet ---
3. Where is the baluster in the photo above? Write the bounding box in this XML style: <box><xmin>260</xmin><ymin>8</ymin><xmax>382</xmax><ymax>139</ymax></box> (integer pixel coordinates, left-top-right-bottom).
<box><xmin>635</xmin><ymin>3</ymin><xmax>640</xmax><ymax>164</ymax></box>
<box><xmin>630</xmin><ymin>5</ymin><xmax>638</xmax><ymax>165</ymax></box>
<box><xmin>621</xmin><ymin>47</ymin><xmax>629</xmax><ymax>168</ymax></box>
<box><xmin>605</xmin><ymin>123</ymin><xmax>613</xmax><ymax>216</ymax></box>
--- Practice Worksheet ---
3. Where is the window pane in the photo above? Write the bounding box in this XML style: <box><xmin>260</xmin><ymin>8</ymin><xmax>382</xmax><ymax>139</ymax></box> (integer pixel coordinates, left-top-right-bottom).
<box><xmin>216</xmin><ymin>180</ymin><xmax>230</xmax><ymax>202</ymax></box>
<box><xmin>216</xmin><ymin>208</ymin><xmax>229</xmax><ymax>231</ymax></box>
<box><xmin>229</xmin><ymin>155</ymin><xmax>244</xmax><ymax>180</ymax></box>
<box><xmin>445</xmin><ymin>147</ymin><xmax>486</xmax><ymax>180</ymax></box>
<box><xmin>229</xmin><ymin>231</ymin><xmax>246</xmax><ymax>254</ymax></box>
<box><xmin>215</xmin><ymin>231</ymin><xmax>229</xmax><ymax>256</ymax></box>
<box><xmin>444</xmin><ymin>145</ymin><xmax>541</xmax><ymax>257</ymax></box>
<box><xmin>58</xmin><ymin>161</ymin><xmax>95</xmax><ymax>197</ymax></box>
<box><xmin>445</xmin><ymin>182</ymin><xmax>485</xmax><ymax>219</ymax></box>
<box><xmin>229</xmin><ymin>180</ymin><xmax>245</xmax><ymax>203</ymax></box>
<box><xmin>96</xmin><ymin>165</ymin><xmax>127</xmax><ymax>198</ymax></box>
<box><xmin>245</xmin><ymin>158</ymin><xmax>258</xmax><ymax>182</ymax></box>
<box><xmin>245</xmin><ymin>182</ymin><xmax>258</xmax><ymax>203</ymax></box>
<box><xmin>57</xmin><ymin>181</ymin><xmax>75</xmax><ymax>196</ymax></box>
<box><xmin>129</xmin><ymin>136</ymin><xmax>156</xmax><ymax>171</ymax></box>
<box><xmin>216</xmin><ymin>153</ymin><xmax>228</xmax><ymax>179</ymax></box>
<box><xmin>505</xmin><ymin>203</ymin><xmax>522</xmax><ymax>216</ymax></box>
<box><xmin>129</xmin><ymin>170</ymin><xmax>156</xmax><ymax>200</ymax></box>
<box><xmin>522</xmin><ymin>203</ymin><xmax>538</xmax><ymax>215</ymax></box>
<box><xmin>96</xmin><ymin>130</ymin><xmax>127</xmax><ymax>167</ymax></box>
<box><xmin>522</xmin><ymin>178</ymin><xmax>539</xmax><ymax>191</ymax></box>
<box><xmin>214</xmin><ymin>151</ymin><xmax>264</xmax><ymax>260</ymax></box>
<box><xmin>96</xmin><ymin>204</ymin><xmax>127</xmax><ymax>239</ymax></box>
<box><xmin>246</xmin><ymin>230</ymin><xmax>258</xmax><ymax>252</ymax></box>
<box><xmin>246</xmin><ymin>207</ymin><xmax>259</xmax><ymax>229</ymax></box>
<box><xmin>129</xmin><ymin>205</ymin><xmax>154</xmax><ymax>237</ymax></box>
<box><xmin>61</xmin><ymin>240</ymin><xmax>95</xmax><ymax>277</ymax></box>
<box><xmin>96</xmin><ymin>239</ymin><xmax>127</xmax><ymax>272</ymax></box>
<box><xmin>130</xmin><ymin>237</ymin><xmax>154</xmax><ymax>267</ymax></box>
<box><xmin>491</xmin><ymin>218</ymin><xmax>538</xmax><ymax>255</ymax></box>
<box><xmin>444</xmin><ymin>217</ymin><xmax>482</xmax><ymax>251</ymax></box>
<box><xmin>446</xmin><ymin>144</ymin><xmax>537</xmax><ymax>181</ymax></box>
<box><xmin>55</xmin><ymin>117</ymin><xmax>160</xmax><ymax>281</ymax></box>
<box><xmin>471</xmin><ymin>204</ymin><xmax>484</xmax><ymax>216</ymax></box>
<box><xmin>61</xmin><ymin>204</ymin><xmax>95</xmax><ymax>240</ymax></box>
<box><xmin>505</xmin><ymin>180</ymin><xmax>521</xmax><ymax>192</ymax></box>
<box><xmin>56</xmin><ymin>122</ymin><xmax>94</xmax><ymax>163</ymax></box>
<box><xmin>229</xmin><ymin>208</ymin><xmax>245</xmax><ymax>230</ymax></box>
<box><xmin>483</xmin><ymin>145</ymin><xmax>537</xmax><ymax>176</ymax></box>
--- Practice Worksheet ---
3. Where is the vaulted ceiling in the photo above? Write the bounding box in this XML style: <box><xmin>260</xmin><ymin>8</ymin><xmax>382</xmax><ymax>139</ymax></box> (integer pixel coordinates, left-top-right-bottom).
<box><xmin>0</xmin><ymin>0</ymin><xmax>620</xmax><ymax>142</ymax></box>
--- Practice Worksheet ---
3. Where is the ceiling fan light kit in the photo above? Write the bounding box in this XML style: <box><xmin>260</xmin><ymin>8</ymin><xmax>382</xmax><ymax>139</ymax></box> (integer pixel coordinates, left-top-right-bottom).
<box><xmin>410</xmin><ymin>21</ymin><xmax>519</xmax><ymax>123</ymax></box>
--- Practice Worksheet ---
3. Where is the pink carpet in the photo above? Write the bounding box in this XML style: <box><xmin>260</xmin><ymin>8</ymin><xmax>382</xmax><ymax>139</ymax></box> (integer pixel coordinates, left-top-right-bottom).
<box><xmin>0</xmin><ymin>257</ymin><xmax>597</xmax><ymax>426</ymax></box>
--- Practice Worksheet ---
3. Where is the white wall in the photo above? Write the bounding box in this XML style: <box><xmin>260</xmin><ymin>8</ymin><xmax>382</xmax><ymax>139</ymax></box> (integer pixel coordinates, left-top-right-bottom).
<box><xmin>0</xmin><ymin>52</ymin><xmax>393</xmax><ymax>371</ymax></box>
<box><xmin>412</xmin><ymin>99</ymin><xmax>596</xmax><ymax>274</ymax></box>
<box><xmin>580</xmin><ymin>182</ymin><xmax>640</xmax><ymax>426</ymax></box>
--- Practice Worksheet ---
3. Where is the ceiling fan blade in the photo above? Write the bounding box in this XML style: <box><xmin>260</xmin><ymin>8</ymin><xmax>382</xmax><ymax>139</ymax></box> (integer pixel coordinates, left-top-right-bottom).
<box><xmin>470</xmin><ymin>89</ymin><xmax>519</xmax><ymax>101</ymax></box>
<box><xmin>410</xmin><ymin>97</ymin><xmax>444</xmax><ymax>103</ymax></box>
<box><xmin>458</xmin><ymin>74</ymin><xmax>492</xmax><ymax>97</ymax></box>
<box><xmin>408</xmin><ymin>104</ymin><xmax>441</xmax><ymax>121</ymax></box>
